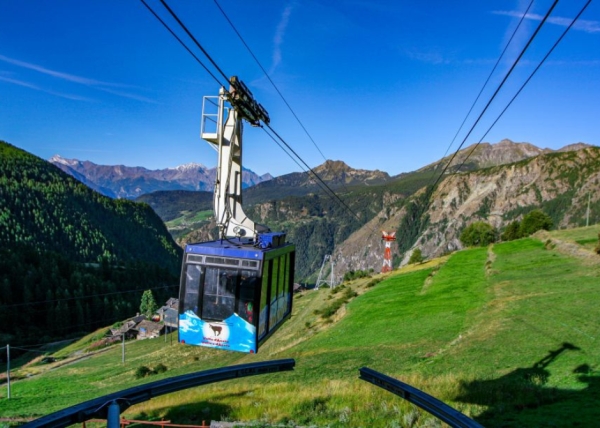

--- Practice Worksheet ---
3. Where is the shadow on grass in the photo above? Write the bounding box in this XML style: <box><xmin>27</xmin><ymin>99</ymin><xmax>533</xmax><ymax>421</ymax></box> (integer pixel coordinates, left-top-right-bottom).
<box><xmin>291</xmin><ymin>396</ymin><xmax>332</xmax><ymax>425</ymax></box>
<box><xmin>454</xmin><ymin>342</ymin><xmax>600</xmax><ymax>427</ymax></box>
<box><xmin>140</xmin><ymin>401</ymin><xmax>234</xmax><ymax>425</ymax></box>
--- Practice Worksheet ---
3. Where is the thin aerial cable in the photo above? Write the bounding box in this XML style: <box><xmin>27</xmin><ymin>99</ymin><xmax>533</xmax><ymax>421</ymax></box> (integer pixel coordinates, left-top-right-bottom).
<box><xmin>261</xmin><ymin>128</ymin><xmax>307</xmax><ymax>174</ymax></box>
<box><xmin>213</xmin><ymin>0</ymin><xmax>367</xmax><ymax>237</ymax></box>
<box><xmin>428</xmin><ymin>0</ymin><xmax>560</xmax><ymax>193</ymax></box>
<box><xmin>1</xmin><ymin>283</ymin><xmax>177</xmax><ymax>309</ymax></box>
<box><xmin>400</xmin><ymin>0</ymin><xmax>560</xmax><ymax>251</ymax></box>
<box><xmin>212</xmin><ymin>0</ymin><xmax>329</xmax><ymax>163</ymax></box>
<box><xmin>10</xmin><ymin>346</ymin><xmax>48</xmax><ymax>354</ymax></box>
<box><xmin>140</xmin><ymin>0</ymin><xmax>225</xmax><ymax>87</ymax></box>
<box><xmin>457</xmin><ymin>0</ymin><xmax>594</xmax><ymax>172</ymax></box>
<box><xmin>145</xmin><ymin>0</ymin><xmax>378</xmax><ymax>244</ymax></box>
<box><xmin>432</xmin><ymin>0</ymin><xmax>536</xmax><ymax>173</ymax></box>
<box><xmin>158</xmin><ymin>0</ymin><xmax>231</xmax><ymax>84</ymax></box>
<box><xmin>263</xmin><ymin>124</ymin><xmax>364</xmax><ymax>224</ymax></box>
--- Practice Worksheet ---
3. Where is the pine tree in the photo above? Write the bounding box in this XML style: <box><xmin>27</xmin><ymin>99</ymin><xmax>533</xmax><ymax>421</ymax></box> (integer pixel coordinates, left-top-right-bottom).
<box><xmin>140</xmin><ymin>289</ymin><xmax>158</xmax><ymax>318</ymax></box>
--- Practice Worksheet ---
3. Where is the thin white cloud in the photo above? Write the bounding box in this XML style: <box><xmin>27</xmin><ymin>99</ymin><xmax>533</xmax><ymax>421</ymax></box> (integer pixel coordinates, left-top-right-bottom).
<box><xmin>0</xmin><ymin>54</ymin><xmax>155</xmax><ymax>102</ymax></box>
<box><xmin>270</xmin><ymin>3</ymin><xmax>295</xmax><ymax>74</ymax></box>
<box><xmin>0</xmin><ymin>75</ymin><xmax>94</xmax><ymax>101</ymax></box>
<box><xmin>406</xmin><ymin>50</ymin><xmax>450</xmax><ymax>65</ymax></box>
<box><xmin>493</xmin><ymin>10</ymin><xmax>600</xmax><ymax>34</ymax></box>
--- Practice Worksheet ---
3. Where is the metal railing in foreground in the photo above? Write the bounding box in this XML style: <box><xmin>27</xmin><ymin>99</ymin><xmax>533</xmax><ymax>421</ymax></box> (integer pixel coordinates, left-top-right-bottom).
<box><xmin>359</xmin><ymin>367</ymin><xmax>483</xmax><ymax>428</ymax></box>
<box><xmin>24</xmin><ymin>359</ymin><xmax>295</xmax><ymax>428</ymax></box>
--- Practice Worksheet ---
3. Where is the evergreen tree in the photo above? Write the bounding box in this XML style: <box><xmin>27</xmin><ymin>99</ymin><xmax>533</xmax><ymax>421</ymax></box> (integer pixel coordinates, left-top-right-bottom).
<box><xmin>140</xmin><ymin>289</ymin><xmax>158</xmax><ymax>318</ymax></box>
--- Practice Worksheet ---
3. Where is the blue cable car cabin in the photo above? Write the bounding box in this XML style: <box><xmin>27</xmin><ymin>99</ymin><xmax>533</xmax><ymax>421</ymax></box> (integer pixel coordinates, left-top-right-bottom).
<box><xmin>178</xmin><ymin>236</ymin><xmax>295</xmax><ymax>353</ymax></box>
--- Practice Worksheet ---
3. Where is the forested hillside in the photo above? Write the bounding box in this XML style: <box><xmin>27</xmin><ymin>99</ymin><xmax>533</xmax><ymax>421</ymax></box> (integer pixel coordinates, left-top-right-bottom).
<box><xmin>0</xmin><ymin>141</ymin><xmax>183</xmax><ymax>345</ymax></box>
<box><xmin>0</xmin><ymin>141</ymin><xmax>181</xmax><ymax>270</ymax></box>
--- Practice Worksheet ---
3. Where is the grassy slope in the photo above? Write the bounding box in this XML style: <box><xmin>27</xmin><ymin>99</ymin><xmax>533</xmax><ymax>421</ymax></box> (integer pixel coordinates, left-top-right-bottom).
<box><xmin>1</xmin><ymin>227</ymin><xmax>599</xmax><ymax>427</ymax></box>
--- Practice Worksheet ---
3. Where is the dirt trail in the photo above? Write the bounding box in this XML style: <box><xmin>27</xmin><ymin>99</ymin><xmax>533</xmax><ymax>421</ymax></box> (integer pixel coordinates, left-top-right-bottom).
<box><xmin>534</xmin><ymin>230</ymin><xmax>600</xmax><ymax>266</ymax></box>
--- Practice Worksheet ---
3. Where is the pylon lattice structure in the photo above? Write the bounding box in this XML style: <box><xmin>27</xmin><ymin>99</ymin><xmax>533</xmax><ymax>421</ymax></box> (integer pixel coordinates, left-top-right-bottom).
<box><xmin>381</xmin><ymin>231</ymin><xmax>396</xmax><ymax>273</ymax></box>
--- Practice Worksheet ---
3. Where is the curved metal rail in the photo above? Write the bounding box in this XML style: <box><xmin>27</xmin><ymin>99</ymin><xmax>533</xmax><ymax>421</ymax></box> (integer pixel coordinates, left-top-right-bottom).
<box><xmin>25</xmin><ymin>359</ymin><xmax>295</xmax><ymax>428</ymax></box>
<box><xmin>359</xmin><ymin>367</ymin><xmax>483</xmax><ymax>428</ymax></box>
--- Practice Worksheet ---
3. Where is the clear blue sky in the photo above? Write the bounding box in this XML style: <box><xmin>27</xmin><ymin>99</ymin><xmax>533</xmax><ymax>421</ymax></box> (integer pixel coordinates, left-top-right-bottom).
<box><xmin>1</xmin><ymin>1</ymin><xmax>599</xmax><ymax>177</ymax></box>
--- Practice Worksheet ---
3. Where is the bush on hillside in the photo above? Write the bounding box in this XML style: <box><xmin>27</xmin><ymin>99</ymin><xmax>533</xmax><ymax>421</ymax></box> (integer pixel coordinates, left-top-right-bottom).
<box><xmin>343</xmin><ymin>269</ymin><xmax>372</xmax><ymax>282</ymax></box>
<box><xmin>460</xmin><ymin>222</ymin><xmax>497</xmax><ymax>247</ymax></box>
<box><xmin>519</xmin><ymin>210</ymin><xmax>553</xmax><ymax>236</ymax></box>
<box><xmin>408</xmin><ymin>248</ymin><xmax>423</xmax><ymax>264</ymax></box>
<box><xmin>135</xmin><ymin>365</ymin><xmax>153</xmax><ymax>379</ymax></box>
<box><xmin>595</xmin><ymin>232</ymin><xmax>600</xmax><ymax>255</ymax></box>
<box><xmin>501</xmin><ymin>221</ymin><xmax>521</xmax><ymax>241</ymax></box>
<box><xmin>154</xmin><ymin>363</ymin><xmax>168</xmax><ymax>374</ymax></box>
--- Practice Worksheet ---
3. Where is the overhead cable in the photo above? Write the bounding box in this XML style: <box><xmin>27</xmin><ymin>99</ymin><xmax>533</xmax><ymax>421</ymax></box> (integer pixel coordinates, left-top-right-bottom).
<box><xmin>140</xmin><ymin>0</ymin><xmax>225</xmax><ymax>87</ymax></box>
<box><xmin>1</xmin><ymin>283</ymin><xmax>177</xmax><ymax>309</ymax></box>
<box><xmin>403</xmin><ymin>0</ymin><xmax>560</xmax><ymax>250</ymax></box>
<box><xmin>145</xmin><ymin>0</ymin><xmax>366</xmax><ymax>230</ymax></box>
<box><xmin>212</xmin><ymin>0</ymin><xmax>329</xmax><ymax>163</ymax></box>
<box><xmin>428</xmin><ymin>0</ymin><xmax>560</xmax><ymax>192</ymax></box>
<box><xmin>263</xmin><ymin>124</ymin><xmax>364</xmax><ymax>224</ymax></box>
<box><xmin>457</xmin><ymin>0</ymin><xmax>594</xmax><ymax>171</ymax></box>
<box><xmin>158</xmin><ymin>0</ymin><xmax>231</xmax><ymax>84</ymax></box>
<box><xmin>430</xmin><ymin>0</ymin><xmax>536</xmax><ymax>179</ymax></box>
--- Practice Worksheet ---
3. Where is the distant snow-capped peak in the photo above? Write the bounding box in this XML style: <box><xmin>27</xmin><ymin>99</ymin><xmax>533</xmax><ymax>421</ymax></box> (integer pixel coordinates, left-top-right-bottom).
<box><xmin>49</xmin><ymin>155</ymin><xmax>79</xmax><ymax>166</ymax></box>
<box><xmin>171</xmin><ymin>162</ymin><xmax>207</xmax><ymax>171</ymax></box>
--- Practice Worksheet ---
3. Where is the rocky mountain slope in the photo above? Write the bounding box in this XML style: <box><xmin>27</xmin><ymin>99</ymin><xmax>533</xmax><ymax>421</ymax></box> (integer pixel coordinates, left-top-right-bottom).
<box><xmin>332</xmin><ymin>145</ymin><xmax>600</xmax><ymax>277</ymax></box>
<box><xmin>416</xmin><ymin>139</ymin><xmax>590</xmax><ymax>174</ymax></box>
<box><xmin>116</xmin><ymin>139</ymin><xmax>597</xmax><ymax>282</ymax></box>
<box><xmin>49</xmin><ymin>155</ymin><xmax>272</xmax><ymax>199</ymax></box>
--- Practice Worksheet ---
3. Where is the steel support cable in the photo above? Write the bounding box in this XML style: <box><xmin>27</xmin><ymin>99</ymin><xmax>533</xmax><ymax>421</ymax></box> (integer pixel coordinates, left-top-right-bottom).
<box><xmin>428</xmin><ymin>0</ymin><xmax>560</xmax><ymax>193</ymax></box>
<box><xmin>1</xmin><ymin>283</ymin><xmax>177</xmax><ymax>309</ymax></box>
<box><xmin>212</xmin><ymin>0</ymin><xmax>328</xmax><ymax>163</ymax></box>
<box><xmin>144</xmin><ymin>0</ymin><xmax>343</xmax><ymax>208</ymax></box>
<box><xmin>213</xmin><ymin>0</ymin><xmax>366</xmax><ymax>245</ymax></box>
<box><xmin>158</xmin><ymin>0</ymin><xmax>231</xmax><ymax>84</ymax></box>
<box><xmin>400</xmin><ymin>0</ymin><xmax>559</xmax><ymax>254</ymax></box>
<box><xmin>263</xmin><ymin>124</ymin><xmax>364</xmax><ymax>225</ymax></box>
<box><xmin>146</xmin><ymin>0</ymin><xmax>376</xmax><ymax>255</ymax></box>
<box><xmin>10</xmin><ymin>346</ymin><xmax>48</xmax><ymax>354</ymax></box>
<box><xmin>405</xmin><ymin>0</ymin><xmax>560</xmax><ymax>237</ymax></box>
<box><xmin>398</xmin><ymin>0</ymin><xmax>535</xmax><ymax>258</ymax></box>
<box><xmin>456</xmin><ymin>0</ymin><xmax>594</xmax><ymax>172</ymax></box>
<box><xmin>140</xmin><ymin>0</ymin><xmax>225</xmax><ymax>87</ymax></box>
<box><xmin>425</xmin><ymin>0</ymin><xmax>536</xmax><ymax>189</ymax></box>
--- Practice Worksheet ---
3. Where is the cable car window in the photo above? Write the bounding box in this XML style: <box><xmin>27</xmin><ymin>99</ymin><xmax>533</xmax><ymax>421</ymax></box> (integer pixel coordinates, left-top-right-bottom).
<box><xmin>269</xmin><ymin>257</ymin><xmax>279</xmax><ymax>329</ymax></box>
<box><xmin>238</xmin><ymin>270</ymin><xmax>258</xmax><ymax>323</ymax></box>
<box><xmin>182</xmin><ymin>264</ymin><xmax>203</xmax><ymax>315</ymax></box>
<box><xmin>202</xmin><ymin>267</ymin><xmax>236</xmax><ymax>321</ymax></box>
<box><xmin>259</xmin><ymin>260</ymin><xmax>270</xmax><ymax>338</ymax></box>
<box><xmin>277</xmin><ymin>254</ymin><xmax>288</xmax><ymax>322</ymax></box>
<box><xmin>283</xmin><ymin>253</ymin><xmax>294</xmax><ymax>313</ymax></box>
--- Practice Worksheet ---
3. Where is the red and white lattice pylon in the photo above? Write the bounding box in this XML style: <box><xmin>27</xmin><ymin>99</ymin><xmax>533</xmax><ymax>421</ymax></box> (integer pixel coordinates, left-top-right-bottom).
<box><xmin>381</xmin><ymin>231</ymin><xmax>397</xmax><ymax>273</ymax></box>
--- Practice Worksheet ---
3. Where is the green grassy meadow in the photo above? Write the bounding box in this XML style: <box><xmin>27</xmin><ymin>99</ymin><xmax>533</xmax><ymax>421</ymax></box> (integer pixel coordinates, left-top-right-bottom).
<box><xmin>1</xmin><ymin>227</ymin><xmax>599</xmax><ymax>427</ymax></box>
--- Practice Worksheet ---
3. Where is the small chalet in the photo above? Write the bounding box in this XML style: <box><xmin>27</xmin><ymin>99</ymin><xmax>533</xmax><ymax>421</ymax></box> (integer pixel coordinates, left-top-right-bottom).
<box><xmin>135</xmin><ymin>320</ymin><xmax>164</xmax><ymax>340</ymax></box>
<box><xmin>110</xmin><ymin>315</ymin><xmax>146</xmax><ymax>340</ymax></box>
<box><xmin>157</xmin><ymin>297</ymin><xmax>179</xmax><ymax>328</ymax></box>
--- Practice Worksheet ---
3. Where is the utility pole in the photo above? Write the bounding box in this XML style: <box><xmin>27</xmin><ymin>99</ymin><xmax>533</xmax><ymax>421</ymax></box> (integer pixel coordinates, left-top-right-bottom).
<box><xmin>6</xmin><ymin>344</ymin><xmax>10</xmax><ymax>399</ymax></box>
<box><xmin>122</xmin><ymin>334</ymin><xmax>125</xmax><ymax>364</ymax></box>
<box><xmin>586</xmin><ymin>192</ymin><xmax>591</xmax><ymax>227</ymax></box>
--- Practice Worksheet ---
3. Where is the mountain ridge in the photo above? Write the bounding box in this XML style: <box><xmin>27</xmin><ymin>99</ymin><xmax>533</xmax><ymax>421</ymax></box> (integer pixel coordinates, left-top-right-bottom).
<box><xmin>49</xmin><ymin>155</ymin><xmax>273</xmax><ymax>199</ymax></box>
